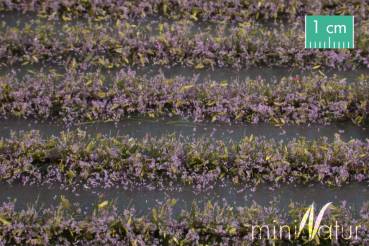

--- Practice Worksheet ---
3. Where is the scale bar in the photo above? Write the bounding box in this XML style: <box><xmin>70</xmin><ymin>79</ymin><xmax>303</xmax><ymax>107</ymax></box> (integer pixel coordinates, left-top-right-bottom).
<box><xmin>305</xmin><ymin>16</ymin><xmax>354</xmax><ymax>49</ymax></box>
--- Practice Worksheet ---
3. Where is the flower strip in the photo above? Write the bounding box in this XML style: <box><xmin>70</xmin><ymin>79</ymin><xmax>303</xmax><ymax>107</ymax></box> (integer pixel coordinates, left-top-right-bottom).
<box><xmin>0</xmin><ymin>131</ymin><xmax>368</xmax><ymax>189</ymax></box>
<box><xmin>1</xmin><ymin>0</ymin><xmax>368</xmax><ymax>22</ymax></box>
<box><xmin>1</xmin><ymin>71</ymin><xmax>369</xmax><ymax>124</ymax></box>
<box><xmin>1</xmin><ymin>20</ymin><xmax>368</xmax><ymax>69</ymax></box>
<box><xmin>0</xmin><ymin>199</ymin><xmax>367</xmax><ymax>244</ymax></box>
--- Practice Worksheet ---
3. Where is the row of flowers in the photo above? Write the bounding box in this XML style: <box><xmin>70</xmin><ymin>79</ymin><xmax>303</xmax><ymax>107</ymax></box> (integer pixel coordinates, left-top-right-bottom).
<box><xmin>1</xmin><ymin>18</ymin><xmax>369</xmax><ymax>69</ymax></box>
<box><xmin>0</xmin><ymin>130</ymin><xmax>368</xmax><ymax>189</ymax></box>
<box><xmin>0</xmin><ymin>198</ymin><xmax>368</xmax><ymax>245</ymax></box>
<box><xmin>0</xmin><ymin>0</ymin><xmax>368</xmax><ymax>22</ymax></box>
<box><xmin>1</xmin><ymin>71</ymin><xmax>369</xmax><ymax>124</ymax></box>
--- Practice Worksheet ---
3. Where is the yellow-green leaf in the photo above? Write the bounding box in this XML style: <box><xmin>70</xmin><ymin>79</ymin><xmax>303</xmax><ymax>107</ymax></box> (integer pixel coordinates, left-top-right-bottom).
<box><xmin>0</xmin><ymin>216</ymin><xmax>10</xmax><ymax>225</ymax></box>
<box><xmin>180</xmin><ymin>84</ymin><xmax>194</xmax><ymax>92</ymax></box>
<box><xmin>98</xmin><ymin>201</ymin><xmax>109</xmax><ymax>209</ymax></box>
<box><xmin>195</xmin><ymin>63</ymin><xmax>204</xmax><ymax>69</ymax></box>
<box><xmin>60</xmin><ymin>195</ymin><xmax>71</xmax><ymax>209</ymax></box>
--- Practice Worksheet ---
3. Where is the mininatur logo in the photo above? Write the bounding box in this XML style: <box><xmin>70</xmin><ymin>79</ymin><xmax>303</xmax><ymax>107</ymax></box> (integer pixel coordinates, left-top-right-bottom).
<box><xmin>250</xmin><ymin>202</ymin><xmax>361</xmax><ymax>242</ymax></box>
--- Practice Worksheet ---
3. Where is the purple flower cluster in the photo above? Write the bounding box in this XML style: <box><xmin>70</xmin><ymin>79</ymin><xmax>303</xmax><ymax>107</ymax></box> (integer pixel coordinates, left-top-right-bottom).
<box><xmin>0</xmin><ymin>131</ymin><xmax>368</xmax><ymax>189</ymax></box>
<box><xmin>1</xmin><ymin>18</ymin><xmax>368</xmax><ymax>69</ymax></box>
<box><xmin>1</xmin><ymin>71</ymin><xmax>368</xmax><ymax>124</ymax></box>
<box><xmin>0</xmin><ymin>199</ymin><xmax>368</xmax><ymax>245</ymax></box>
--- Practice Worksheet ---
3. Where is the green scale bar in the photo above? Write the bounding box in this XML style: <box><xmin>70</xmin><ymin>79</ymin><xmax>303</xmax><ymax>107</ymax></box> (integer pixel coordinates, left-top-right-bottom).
<box><xmin>305</xmin><ymin>16</ymin><xmax>354</xmax><ymax>49</ymax></box>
